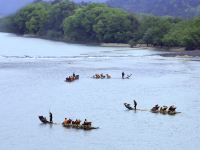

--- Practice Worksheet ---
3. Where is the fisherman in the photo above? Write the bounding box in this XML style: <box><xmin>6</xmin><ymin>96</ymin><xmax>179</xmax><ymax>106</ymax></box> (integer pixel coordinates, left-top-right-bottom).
<box><xmin>122</xmin><ymin>72</ymin><xmax>125</xmax><ymax>79</ymax></box>
<box><xmin>49</xmin><ymin>112</ymin><xmax>53</xmax><ymax>123</ymax></box>
<box><xmin>83</xmin><ymin>119</ymin><xmax>92</xmax><ymax>128</ymax></box>
<box><xmin>75</xmin><ymin>119</ymin><xmax>81</xmax><ymax>125</ymax></box>
<box><xmin>63</xmin><ymin>118</ymin><xmax>68</xmax><ymax>125</ymax></box>
<box><xmin>133</xmin><ymin>100</ymin><xmax>137</xmax><ymax>110</ymax></box>
<box><xmin>73</xmin><ymin>72</ymin><xmax>76</xmax><ymax>78</ymax></box>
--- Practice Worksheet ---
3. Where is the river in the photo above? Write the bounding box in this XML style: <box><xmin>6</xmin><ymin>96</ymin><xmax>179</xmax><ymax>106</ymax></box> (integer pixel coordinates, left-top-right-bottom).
<box><xmin>0</xmin><ymin>32</ymin><xmax>200</xmax><ymax>150</ymax></box>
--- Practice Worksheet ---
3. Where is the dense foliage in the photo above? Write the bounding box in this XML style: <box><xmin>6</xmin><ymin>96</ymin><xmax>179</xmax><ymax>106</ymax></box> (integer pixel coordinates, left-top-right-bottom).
<box><xmin>0</xmin><ymin>0</ymin><xmax>200</xmax><ymax>50</ymax></box>
<box><xmin>163</xmin><ymin>18</ymin><xmax>200</xmax><ymax>50</ymax></box>
<box><xmin>107</xmin><ymin>0</ymin><xmax>200</xmax><ymax>18</ymax></box>
<box><xmin>130</xmin><ymin>16</ymin><xmax>200</xmax><ymax>50</ymax></box>
<box><xmin>63</xmin><ymin>4</ymin><xmax>139</xmax><ymax>42</ymax></box>
<box><xmin>5</xmin><ymin>0</ymin><xmax>77</xmax><ymax>39</ymax></box>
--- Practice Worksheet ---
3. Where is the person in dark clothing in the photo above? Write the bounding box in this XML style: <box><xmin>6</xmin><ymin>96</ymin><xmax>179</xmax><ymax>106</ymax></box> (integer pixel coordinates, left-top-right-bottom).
<box><xmin>122</xmin><ymin>72</ymin><xmax>125</xmax><ymax>79</ymax></box>
<box><xmin>49</xmin><ymin>112</ymin><xmax>53</xmax><ymax>123</ymax></box>
<box><xmin>73</xmin><ymin>73</ymin><xmax>76</xmax><ymax>78</ymax></box>
<box><xmin>133</xmin><ymin>100</ymin><xmax>137</xmax><ymax>110</ymax></box>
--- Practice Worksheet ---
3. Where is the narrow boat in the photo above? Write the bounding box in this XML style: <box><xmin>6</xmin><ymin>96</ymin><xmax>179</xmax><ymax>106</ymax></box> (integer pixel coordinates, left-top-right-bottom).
<box><xmin>65</xmin><ymin>75</ymin><xmax>79</xmax><ymax>82</ymax></box>
<box><xmin>124</xmin><ymin>103</ymin><xmax>134</xmax><ymax>110</ymax></box>
<box><xmin>62</xmin><ymin>123</ymin><xmax>99</xmax><ymax>130</ymax></box>
<box><xmin>124</xmin><ymin>103</ymin><xmax>149</xmax><ymax>111</ymax></box>
<box><xmin>38</xmin><ymin>116</ymin><xmax>53</xmax><ymax>124</ymax></box>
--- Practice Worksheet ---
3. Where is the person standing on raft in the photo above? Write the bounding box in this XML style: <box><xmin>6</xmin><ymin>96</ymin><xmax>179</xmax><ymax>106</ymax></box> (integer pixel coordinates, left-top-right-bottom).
<box><xmin>49</xmin><ymin>112</ymin><xmax>53</xmax><ymax>123</ymax></box>
<box><xmin>73</xmin><ymin>72</ymin><xmax>76</xmax><ymax>78</ymax></box>
<box><xmin>133</xmin><ymin>100</ymin><xmax>137</xmax><ymax>110</ymax></box>
<box><xmin>122</xmin><ymin>72</ymin><xmax>125</xmax><ymax>79</ymax></box>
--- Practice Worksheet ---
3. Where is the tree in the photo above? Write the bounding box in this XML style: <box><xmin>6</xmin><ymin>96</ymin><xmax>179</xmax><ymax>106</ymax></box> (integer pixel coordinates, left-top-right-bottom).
<box><xmin>135</xmin><ymin>16</ymin><xmax>177</xmax><ymax>46</ymax></box>
<box><xmin>46</xmin><ymin>0</ymin><xmax>77</xmax><ymax>37</ymax></box>
<box><xmin>163</xmin><ymin>17</ymin><xmax>200</xmax><ymax>49</ymax></box>
<box><xmin>11</xmin><ymin>2</ymin><xmax>50</xmax><ymax>35</ymax></box>
<box><xmin>63</xmin><ymin>4</ymin><xmax>139</xmax><ymax>43</ymax></box>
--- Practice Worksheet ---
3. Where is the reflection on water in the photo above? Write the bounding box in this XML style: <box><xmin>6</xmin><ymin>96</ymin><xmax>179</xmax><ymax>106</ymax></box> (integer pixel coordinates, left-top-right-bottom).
<box><xmin>0</xmin><ymin>33</ymin><xmax>200</xmax><ymax>150</ymax></box>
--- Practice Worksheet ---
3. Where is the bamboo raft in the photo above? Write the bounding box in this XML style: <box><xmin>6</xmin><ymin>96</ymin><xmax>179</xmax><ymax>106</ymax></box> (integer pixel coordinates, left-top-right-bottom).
<box><xmin>124</xmin><ymin>103</ymin><xmax>148</xmax><ymax>111</ymax></box>
<box><xmin>124</xmin><ymin>103</ymin><xmax>181</xmax><ymax>115</ymax></box>
<box><xmin>38</xmin><ymin>116</ymin><xmax>99</xmax><ymax>130</ymax></box>
<box><xmin>65</xmin><ymin>75</ymin><xmax>79</xmax><ymax>82</ymax></box>
<box><xmin>62</xmin><ymin>123</ymin><xmax>99</xmax><ymax>130</ymax></box>
<box><xmin>39</xmin><ymin>116</ymin><xmax>54</xmax><ymax>124</ymax></box>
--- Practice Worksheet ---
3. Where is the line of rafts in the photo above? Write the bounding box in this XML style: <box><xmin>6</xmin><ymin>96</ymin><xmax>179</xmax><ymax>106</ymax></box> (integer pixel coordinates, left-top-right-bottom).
<box><xmin>124</xmin><ymin>103</ymin><xmax>181</xmax><ymax>115</ymax></box>
<box><xmin>65</xmin><ymin>73</ymin><xmax>132</xmax><ymax>81</ymax></box>
<box><xmin>38</xmin><ymin>116</ymin><xmax>99</xmax><ymax>130</ymax></box>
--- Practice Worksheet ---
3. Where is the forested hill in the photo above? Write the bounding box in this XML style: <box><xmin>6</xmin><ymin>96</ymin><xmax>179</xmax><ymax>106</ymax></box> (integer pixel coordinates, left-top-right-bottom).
<box><xmin>1</xmin><ymin>0</ymin><xmax>200</xmax><ymax>18</ymax></box>
<box><xmin>107</xmin><ymin>0</ymin><xmax>200</xmax><ymax>18</ymax></box>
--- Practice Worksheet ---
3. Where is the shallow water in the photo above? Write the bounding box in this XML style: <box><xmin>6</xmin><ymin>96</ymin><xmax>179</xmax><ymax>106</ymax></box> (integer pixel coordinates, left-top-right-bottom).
<box><xmin>0</xmin><ymin>32</ymin><xmax>200</xmax><ymax>150</ymax></box>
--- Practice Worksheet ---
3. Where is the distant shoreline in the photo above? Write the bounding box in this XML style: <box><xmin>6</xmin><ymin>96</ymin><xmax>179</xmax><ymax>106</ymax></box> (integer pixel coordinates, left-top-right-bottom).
<box><xmin>2</xmin><ymin>32</ymin><xmax>200</xmax><ymax>58</ymax></box>
<box><xmin>159</xmin><ymin>50</ymin><xmax>200</xmax><ymax>58</ymax></box>
<box><xmin>23</xmin><ymin>34</ymin><xmax>200</xmax><ymax>57</ymax></box>
<box><xmin>100</xmin><ymin>43</ymin><xmax>200</xmax><ymax>57</ymax></box>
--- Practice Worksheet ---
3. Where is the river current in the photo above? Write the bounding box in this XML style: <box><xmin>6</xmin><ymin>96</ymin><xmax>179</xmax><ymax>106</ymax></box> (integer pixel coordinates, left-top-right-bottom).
<box><xmin>0</xmin><ymin>32</ymin><xmax>200</xmax><ymax>150</ymax></box>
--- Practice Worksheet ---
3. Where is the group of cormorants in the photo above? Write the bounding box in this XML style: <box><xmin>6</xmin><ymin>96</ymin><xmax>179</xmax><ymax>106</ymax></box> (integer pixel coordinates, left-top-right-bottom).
<box><xmin>92</xmin><ymin>73</ymin><xmax>111</xmax><ymax>79</ymax></box>
<box><xmin>151</xmin><ymin>104</ymin><xmax>178</xmax><ymax>115</ymax></box>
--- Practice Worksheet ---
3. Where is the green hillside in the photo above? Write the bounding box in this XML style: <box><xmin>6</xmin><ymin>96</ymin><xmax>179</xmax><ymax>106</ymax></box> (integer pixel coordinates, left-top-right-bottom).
<box><xmin>107</xmin><ymin>0</ymin><xmax>200</xmax><ymax>18</ymax></box>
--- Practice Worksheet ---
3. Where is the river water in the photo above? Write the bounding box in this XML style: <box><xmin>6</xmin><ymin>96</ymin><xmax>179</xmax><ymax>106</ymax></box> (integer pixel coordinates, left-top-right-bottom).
<box><xmin>0</xmin><ymin>32</ymin><xmax>200</xmax><ymax>150</ymax></box>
